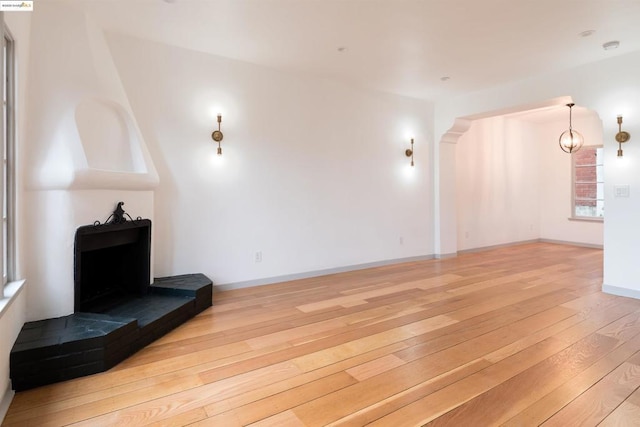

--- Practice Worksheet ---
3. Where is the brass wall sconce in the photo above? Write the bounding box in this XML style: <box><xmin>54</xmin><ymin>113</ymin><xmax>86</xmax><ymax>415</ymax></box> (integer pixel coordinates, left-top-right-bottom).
<box><xmin>405</xmin><ymin>138</ymin><xmax>414</xmax><ymax>166</ymax></box>
<box><xmin>559</xmin><ymin>103</ymin><xmax>584</xmax><ymax>154</ymax></box>
<box><xmin>211</xmin><ymin>114</ymin><xmax>224</xmax><ymax>155</ymax></box>
<box><xmin>616</xmin><ymin>115</ymin><xmax>631</xmax><ymax>157</ymax></box>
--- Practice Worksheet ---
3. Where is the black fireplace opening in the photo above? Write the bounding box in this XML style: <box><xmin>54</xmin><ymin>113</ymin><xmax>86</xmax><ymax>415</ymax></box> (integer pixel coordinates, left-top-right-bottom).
<box><xmin>74</xmin><ymin>219</ymin><xmax>151</xmax><ymax>313</ymax></box>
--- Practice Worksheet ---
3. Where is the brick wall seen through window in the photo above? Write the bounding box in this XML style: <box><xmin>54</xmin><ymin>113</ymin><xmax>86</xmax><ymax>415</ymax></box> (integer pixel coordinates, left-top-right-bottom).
<box><xmin>573</xmin><ymin>146</ymin><xmax>603</xmax><ymax>219</ymax></box>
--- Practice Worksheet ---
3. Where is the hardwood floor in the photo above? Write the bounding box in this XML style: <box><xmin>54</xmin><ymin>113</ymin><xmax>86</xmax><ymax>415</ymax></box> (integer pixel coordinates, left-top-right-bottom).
<box><xmin>5</xmin><ymin>242</ymin><xmax>640</xmax><ymax>426</ymax></box>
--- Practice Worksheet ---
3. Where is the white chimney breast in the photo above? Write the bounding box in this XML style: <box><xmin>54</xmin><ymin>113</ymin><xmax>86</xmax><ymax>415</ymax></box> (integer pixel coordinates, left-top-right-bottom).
<box><xmin>23</xmin><ymin>3</ymin><xmax>158</xmax><ymax>321</ymax></box>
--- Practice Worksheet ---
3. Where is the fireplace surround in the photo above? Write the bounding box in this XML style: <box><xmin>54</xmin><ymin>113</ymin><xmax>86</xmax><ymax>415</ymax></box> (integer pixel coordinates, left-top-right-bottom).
<box><xmin>10</xmin><ymin>203</ymin><xmax>213</xmax><ymax>391</ymax></box>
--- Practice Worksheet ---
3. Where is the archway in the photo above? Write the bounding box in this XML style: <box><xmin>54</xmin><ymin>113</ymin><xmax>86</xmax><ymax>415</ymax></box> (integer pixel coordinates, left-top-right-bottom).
<box><xmin>435</xmin><ymin>96</ymin><xmax>604</xmax><ymax>256</ymax></box>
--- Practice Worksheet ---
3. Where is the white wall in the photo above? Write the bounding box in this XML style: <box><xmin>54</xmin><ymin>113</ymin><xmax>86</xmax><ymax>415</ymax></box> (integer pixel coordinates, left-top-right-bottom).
<box><xmin>106</xmin><ymin>34</ymin><xmax>434</xmax><ymax>287</ymax></box>
<box><xmin>538</xmin><ymin>113</ymin><xmax>603</xmax><ymax>246</ymax></box>
<box><xmin>456</xmin><ymin>116</ymin><xmax>540</xmax><ymax>250</ymax></box>
<box><xmin>24</xmin><ymin>4</ymin><xmax>158</xmax><ymax>191</ymax></box>
<box><xmin>434</xmin><ymin>50</ymin><xmax>640</xmax><ymax>297</ymax></box>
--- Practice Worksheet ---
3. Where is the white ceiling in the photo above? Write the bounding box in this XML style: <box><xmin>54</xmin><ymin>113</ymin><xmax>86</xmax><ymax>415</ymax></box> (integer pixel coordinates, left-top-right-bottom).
<box><xmin>71</xmin><ymin>0</ymin><xmax>640</xmax><ymax>102</ymax></box>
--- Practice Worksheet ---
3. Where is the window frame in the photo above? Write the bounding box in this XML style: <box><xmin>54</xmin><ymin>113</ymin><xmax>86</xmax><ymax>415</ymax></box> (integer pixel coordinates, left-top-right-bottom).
<box><xmin>571</xmin><ymin>145</ymin><xmax>604</xmax><ymax>222</ymax></box>
<box><xmin>1</xmin><ymin>20</ymin><xmax>15</xmax><ymax>296</ymax></box>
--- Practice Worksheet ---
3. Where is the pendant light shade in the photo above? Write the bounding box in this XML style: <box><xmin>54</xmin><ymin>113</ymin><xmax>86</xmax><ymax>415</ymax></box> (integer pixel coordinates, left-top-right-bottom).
<box><xmin>559</xmin><ymin>103</ymin><xmax>584</xmax><ymax>153</ymax></box>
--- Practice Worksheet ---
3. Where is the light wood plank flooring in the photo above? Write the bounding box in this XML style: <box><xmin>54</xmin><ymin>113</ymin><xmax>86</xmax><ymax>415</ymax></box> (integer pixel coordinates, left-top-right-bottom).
<box><xmin>5</xmin><ymin>242</ymin><xmax>640</xmax><ymax>426</ymax></box>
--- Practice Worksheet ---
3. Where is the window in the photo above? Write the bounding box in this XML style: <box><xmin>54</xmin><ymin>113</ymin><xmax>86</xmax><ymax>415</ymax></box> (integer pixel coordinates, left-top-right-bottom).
<box><xmin>1</xmin><ymin>24</ymin><xmax>15</xmax><ymax>297</ymax></box>
<box><xmin>572</xmin><ymin>146</ymin><xmax>603</xmax><ymax>219</ymax></box>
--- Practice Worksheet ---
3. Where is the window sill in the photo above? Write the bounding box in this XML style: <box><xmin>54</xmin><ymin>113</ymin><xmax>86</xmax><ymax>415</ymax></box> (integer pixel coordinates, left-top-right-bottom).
<box><xmin>568</xmin><ymin>217</ymin><xmax>604</xmax><ymax>223</ymax></box>
<box><xmin>0</xmin><ymin>279</ymin><xmax>25</xmax><ymax>319</ymax></box>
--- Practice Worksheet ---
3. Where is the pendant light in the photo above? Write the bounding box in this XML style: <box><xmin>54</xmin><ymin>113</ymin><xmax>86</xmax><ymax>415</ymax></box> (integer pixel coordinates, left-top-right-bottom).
<box><xmin>559</xmin><ymin>103</ymin><xmax>584</xmax><ymax>153</ymax></box>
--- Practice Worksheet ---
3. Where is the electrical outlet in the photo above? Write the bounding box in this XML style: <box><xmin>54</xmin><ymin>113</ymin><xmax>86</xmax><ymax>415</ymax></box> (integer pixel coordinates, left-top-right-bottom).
<box><xmin>615</xmin><ymin>185</ymin><xmax>630</xmax><ymax>198</ymax></box>
<box><xmin>255</xmin><ymin>251</ymin><xmax>262</xmax><ymax>263</ymax></box>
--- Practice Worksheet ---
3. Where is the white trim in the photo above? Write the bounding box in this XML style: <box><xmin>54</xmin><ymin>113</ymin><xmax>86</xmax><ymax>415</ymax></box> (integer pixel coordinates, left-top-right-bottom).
<box><xmin>0</xmin><ymin>278</ymin><xmax>23</xmax><ymax>318</ymax></box>
<box><xmin>458</xmin><ymin>239</ymin><xmax>602</xmax><ymax>255</ymax></box>
<box><xmin>567</xmin><ymin>217</ymin><xmax>603</xmax><ymax>223</ymax></box>
<box><xmin>214</xmin><ymin>254</ymin><xmax>435</xmax><ymax>291</ymax></box>
<box><xmin>602</xmin><ymin>284</ymin><xmax>640</xmax><ymax>300</ymax></box>
<box><xmin>457</xmin><ymin>239</ymin><xmax>540</xmax><ymax>255</ymax></box>
<box><xmin>0</xmin><ymin>382</ymin><xmax>14</xmax><ymax>425</ymax></box>
<box><xmin>538</xmin><ymin>238</ymin><xmax>603</xmax><ymax>249</ymax></box>
<box><xmin>216</xmin><ymin>238</ymin><xmax>604</xmax><ymax>292</ymax></box>
<box><xmin>5</xmin><ymin>25</ymin><xmax>16</xmax><ymax>285</ymax></box>
<box><xmin>435</xmin><ymin>253</ymin><xmax>457</xmax><ymax>259</ymax></box>
<box><xmin>571</xmin><ymin>145</ymin><xmax>604</xmax><ymax>220</ymax></box>
<box><xmin>0</xmin><ymin>22</ymin><xmax>16</xmax><ymax>296</ymax></box>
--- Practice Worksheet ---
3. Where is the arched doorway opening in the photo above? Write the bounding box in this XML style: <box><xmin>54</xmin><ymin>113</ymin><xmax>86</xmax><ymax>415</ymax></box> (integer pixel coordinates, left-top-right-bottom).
<box><xmin>436</xmin><ymin>97</ymin><xmax>604</xmax><ymax>255</ymax></box>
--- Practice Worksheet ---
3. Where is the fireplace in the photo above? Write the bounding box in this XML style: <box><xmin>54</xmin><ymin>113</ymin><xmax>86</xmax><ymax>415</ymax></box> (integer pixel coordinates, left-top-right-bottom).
<box><xmin>10</xmin><ymin>202</ymin><xmax>213</xmax><ymax>391</ymax></box>
<box><xmin>74</xmin><ymin>218</ymin><xmax>151</xmax><ymax>313</ymax></box>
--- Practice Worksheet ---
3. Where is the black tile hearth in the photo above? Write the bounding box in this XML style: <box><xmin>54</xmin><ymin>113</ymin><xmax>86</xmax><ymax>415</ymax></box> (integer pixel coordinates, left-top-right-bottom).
<box><xmin>10</xmin><ymin>273</ymin><xmax>212</xmax><ymax>391</ymax></box>
<box><xmin>152</xmin><ymin>273</ymin><xmax>214</xmax><ymax>313</ymax></box>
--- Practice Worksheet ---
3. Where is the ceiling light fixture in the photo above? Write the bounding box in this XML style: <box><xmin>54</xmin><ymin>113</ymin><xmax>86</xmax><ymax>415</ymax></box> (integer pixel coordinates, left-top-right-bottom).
<box><xmin>603</xmin><ymin>40</ymin><xmax>620</xmax><ymax>50</ymax></box>
<box><xmin>579</xmin><ymin>30</ymin><xmax>595</xmax><ymax>37</ymax></box>
<box><xmin>559</xmin><ymin>103</ymin><xmax>584</xmax><ymax>154</ymax></box>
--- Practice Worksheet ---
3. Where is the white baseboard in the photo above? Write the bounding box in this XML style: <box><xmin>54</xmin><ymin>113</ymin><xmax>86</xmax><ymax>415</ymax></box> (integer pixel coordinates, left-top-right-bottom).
<box><xmin>538</xmin><ymin>238</ymin><xmax>603</xmax><ymax>249</ymax></box>
<box><xmin>434</xmin><ymin>252</ymin><xmax>457</xmax><ymax>259</ymax></box>
<box><xmin>214</xmin><ymin>239</ymin><xmax>603</xmax><ymax>292</ymax></box>
<box><xmin>602</xmin><ymin>284</ymin><xmax>640</xmax><ymax>300</ymax></box>
<box><xmin>215</xmin><ymin>254</ymin><xmax>435</xmax><ymax>291</ymax></box>
<box><xmin>457</xmin><ymin>239</ymin><xmax>540</xmax><ymax>254</ymax></box>
<box><xmin>458</xmin><ymin>238</ymin><xmax>603</xmax><ymax>255</ymax></box>
<box><xmin>0</xmin><ymin>382</ymin><xmax>14</xmax><ymax>425</ymax></box>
